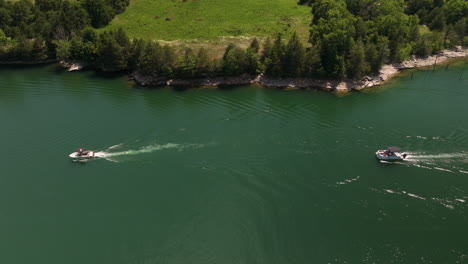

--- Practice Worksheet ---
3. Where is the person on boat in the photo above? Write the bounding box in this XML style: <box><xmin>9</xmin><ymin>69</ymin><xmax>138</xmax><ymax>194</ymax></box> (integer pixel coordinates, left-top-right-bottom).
<box><xmin>78</xmin><ymin>148</ymin><xmax>85</xmax><ymax>156</ymax></box>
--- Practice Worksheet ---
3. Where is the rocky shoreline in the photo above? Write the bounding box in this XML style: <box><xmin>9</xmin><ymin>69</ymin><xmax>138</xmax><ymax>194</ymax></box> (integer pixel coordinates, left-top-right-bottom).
<box><xmin>363</xmin><ymin>48</ymin><xmax>468</xmax><ymax>90</ymax></box>
<box><xmin>60</xmin><ymin>61</ymin><xmax>87</xmax><ymax>71</ymax></box>
<box><xmin>60</xmin><ymin>47</ymin><xmax>466</xmax><ymax>92</ymax></box>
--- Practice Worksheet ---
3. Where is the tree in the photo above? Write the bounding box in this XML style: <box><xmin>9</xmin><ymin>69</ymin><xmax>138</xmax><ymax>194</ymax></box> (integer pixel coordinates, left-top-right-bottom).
<box><xmin>31</xmin><ymin>37</ymin><xmax>47</xmax><ymax>60</ymax></box>
<box><xmin>406</xmin><ymin>0</ymin><xmax>433</xmax><ymax>16</ymax></box>
<box><xmin>138</xmin><ymin>40</ymin><xmax>161</xmax><ymax>75</ymax></box>
<box><xmin>13</xmin><ymin>36</ymin><xmax>33</xmax><ymax>60</ymax></box>
<box><xmin>453</xmin><ymin>17</ymin><xmax>467</xmax><ymax>46</ymax></box>
<box><xmin>283</xmin><ymin>32</ymin><xmax>305</xmax><ymax>77</ymax></box>
<box><xmin>95</xmin><ymin>31</ymin><xmax>127</xmax><ymax>71</ymax></box>
<box><xmin>260</xmin><ymin>37</ymin><xmax>272</xmax><ymax>63</ymax></box>
<box><xmin>113</xmin><ymin>27</ymin><xmax>130</xmax><ymax>48</ymax></box>
<box><xmin>0</xmin><ymin>28</ymin><xmax>8</xmax><ymax>45</ymax></box>
<box><xmin>223</xmin><ymin>43</ymin><xmax>236</xmax><ymax>61</ymax></box>
<box><xmin>265</xmin><ymin>34</ymin><xmax>285</xmax><ymax>77</ymax></box>
<box><xmin>161</xmin><ymin>45</ymin><xmax>177</xmax><ymax>76</ymax></box>
<box><xmin>347</xmin><ymin>40</ymin><xmax>368</xmax><ymax>79</ymax></box>
<box><xmin>364</xmin><ymin>42</ymin><xmax>378</xmax><ymax>74</ymax></box>
<box><xmin>375</xmin><ymin>36</ymin><xmax>390</xmax><ymax>67</ymax></box>
<box><xmin>82</xmin><ymin>0</ymin><xmax>112</xmax><ymax>28</ymax></box>
<box><xmin>303</xmin><ymin>44</ymin><xmax>324</xmax><ymax>77</ymax></box>
<box><xmin>345</xmin><ymin>0</ymin><xmax>373</xmax><ymax>18</ymax></box>
<box><xmin>443</xmin><ymin>0</ymin><xmax>468</xmax><ymax>25</ymax></box>
<box><xmin>113</xmin><ymin>27</ymin><xmax>130</xmax><ymax>63</ymax></box>
<box><xmin>82</xmin><ymin>27</ymin><xmax>98</xmax><ymax>43</ymax></box>
<box><xmin>249</xmin><ymin>38</ymin><xmax>260</xmax><ymax>53</ymax></box>
<box><xmin>106</xmin><ymin>0</ymin><xmax>130</xmax><ymax>14</ymax></box>
<box><xmin>309</xmin><ymin>0</ymin><xmax>355</xmax><ymax>77</ymax></box>
<box><xmin>392</xmin><ymin>42</ymin><xmax>412</xmax><ymax>62</ymax></box>
<box><xmin>246</xmin><ymin>46</ymin><xmax>260</xmax><ymax>74</ymax></box>
<box><xmin>137</xmin><ymin>41</ymin><xmax>175</xmax><ymax>76</ymax></box>
<box><xmin>129</xmin><ymin>37</ymin><xmax>145</xmax><ymax>69</ymax></box>
<box><xmin>55</xmin><ymin>39</ymin><xmax>71</xmax><ymax>61</ymax></box>
<box><xmin>0</xmin><ymin>7</ymin><xmax>12</xmax><ymax>33</ymax></box>
<box><xmin>427</xmin><ymin>7</ymin><xmax>446</xmax><ymax>31</ymax></box>
<box><xmin>196</xmin><ymin>47</ymin><xmax>210</xmax><ymax>74</ymax></box>
<box><xmin>365</xmin><ymin>36</ymin><xmax>389</xmax><ymax>74</ymax></box>
<box><xmin>35</xmin><ymin>0</ymin><xmax>62</xmax><ymax>12</ymax></box>
<box><xmin>10</xmin><ymin>0</ymin><xmax>34</xmax><ymax>28</ymax></box>
<box><xmin>408</xmin><ymin>15</ymin><xmax>421</xmax><ymax>42</ymax></box>
<box><xmin>60</xmin><ymin>1</ymin><xmax>89</xmax><ymax>36</ymax></box>
<box><xmin>178</xmin><ymin>48</ymin><xmax>196</xmax><ymax>78</ymax></box>
<box><xmin>414</xmin><ymin>31</ymin><xmax>434</xmax><ymax>57</ymax></box>
<box><xmin>222</xmin><ymin>44</ymin><xmax>247</xmax><ymax>75</ymax></box>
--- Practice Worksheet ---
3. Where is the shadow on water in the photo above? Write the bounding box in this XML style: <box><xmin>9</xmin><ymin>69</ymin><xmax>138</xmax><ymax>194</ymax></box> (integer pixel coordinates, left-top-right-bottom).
<box><xmin>172</xmin><ymin>85</ymin><xmax>191</xmax><ymax>92</ymax></box>
<box><xmin>50</xmin><ymin>63</ymin><xmax>130</xmax><ymax>80</ymax></box>
<box><xmin>88</xmin><ymin>70</ymin><xmax>130</xmax><ymax>80</ymax></box>
<box><xmin>0</xmin><ymin>63</ymin><xmax>55</xmax><ymax>70</ymax></box>
<box><xmin>70</xmin><ymin>159</ymin><xmax>91</xmax><ymax>165</ymax></box>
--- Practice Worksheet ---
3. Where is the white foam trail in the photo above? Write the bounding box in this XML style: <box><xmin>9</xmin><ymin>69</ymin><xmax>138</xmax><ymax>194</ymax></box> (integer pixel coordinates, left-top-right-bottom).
<box><xmin>95</xmin><ymin>143</ymin><xmax>204</xmax><ymax>160</ymax></box>
<box><xmin>459</xmin><ymin>170</ymin><xmax>468</xmax><ymax>174</ymax></box>
<box><xmin>434</xmin><ymin>167</ymin><xmax>453</xmax><ymax>173</ymax></box>
<box><xmin>378</xmin><ymin>188</ymin><xmax>461</xmax><ymax>210</ymax></box>
<box><xmin>96</xmin><ymin>143</ymin><xmax>181</xmax><ymax>158</ymax></box>
<box><xmin>410</xmin><ymin>153</ymin><xmax>468</xmax><ymax>159</ymax></box>
<box><xmin>412</xmin><ymin>164</ymin><xmax>433</xmax><ymax>170</ymax></box>
<box><xmin>107</xmin><ymin>144</ymin><xmax>123</xmax><ymax>150</ymax></box>
<box><xmin>407</xmin><ymin>193</ymin><xmax>426</xmax><ymax>200</ymax></box>
<box><xmin>432</xmin><ymin>198</ymin><xmax>455</xmax><ymax>210</ymax></box>
<box><xmin>336</xmin><ymin>176</ymin><xmax>360</xmax><ymax>185</ymax></box>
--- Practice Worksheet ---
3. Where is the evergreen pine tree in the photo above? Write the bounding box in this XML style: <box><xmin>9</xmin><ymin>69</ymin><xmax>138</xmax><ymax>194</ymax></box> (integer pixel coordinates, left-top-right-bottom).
<box><xmin>265</xmin><ymin>34</ymin><xmax>285</xmax><ymax>77</ymax></box>
<box><xmin>283</xmin><ymin>32</ymin><xmax>305</xmax><ymax>77</ymax></box>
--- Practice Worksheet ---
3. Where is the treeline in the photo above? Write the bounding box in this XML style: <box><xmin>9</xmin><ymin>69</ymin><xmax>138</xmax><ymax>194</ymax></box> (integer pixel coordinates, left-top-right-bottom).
<box><xmin>55</xmin><ymin>27</ymin><xmax>312</xmax><ymax>78</ymax></box>
<box><xmin>0</xmin><ymin>0</ymin><xmax>129</xmax><ymax>62</ymax></box>
<box><xmin>56</xmin><ymin>27</ymin><xmax>224</xmax><ymax>76</ymax></box>
<box><xmin>0</xmin><ymin>0</ymin><xmax>467</xmax><ymax>80</ymax></box>
<box><xmin>57</xmin><ymin>19</ymin><xmax>467</xmax><ymax>80</ymax></box>
<box><xmin>302</xmin><ymin>0</ymin><xmax>467</xmax><ymax>78</ymax></box>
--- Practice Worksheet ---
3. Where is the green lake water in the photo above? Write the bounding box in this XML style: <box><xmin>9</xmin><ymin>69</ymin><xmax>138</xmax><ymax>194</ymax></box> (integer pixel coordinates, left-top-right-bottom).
<box><xmin>1</xmin><ymin>62</ymin><xmax>468</xmax><ymax>263</ymax></box>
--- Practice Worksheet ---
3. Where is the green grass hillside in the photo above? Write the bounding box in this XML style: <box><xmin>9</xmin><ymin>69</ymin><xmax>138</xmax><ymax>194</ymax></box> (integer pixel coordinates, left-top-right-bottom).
<box><xmin>105</xmin><ymin>0</ymin><xmax>312</xmax><ymax>41</ymax></box>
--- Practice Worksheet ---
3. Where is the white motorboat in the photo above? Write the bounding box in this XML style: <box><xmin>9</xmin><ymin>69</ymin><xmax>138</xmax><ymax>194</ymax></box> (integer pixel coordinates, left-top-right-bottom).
<box><xmin>69</xmin><ymin>148</ymin><xmax>95</xmax><ymax>159</ymax></box>
<box><xmin>376</xmin><ymin>146</ymin><xmax>407</xmax><ymax>161</ymax></box>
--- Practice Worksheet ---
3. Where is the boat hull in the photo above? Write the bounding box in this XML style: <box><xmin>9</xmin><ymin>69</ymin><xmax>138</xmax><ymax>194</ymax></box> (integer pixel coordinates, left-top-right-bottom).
<box><xmin>376</xmin><ymin>150</ymin><xmax>406</xmax><ymax>161</ymax></box>
<box><xmin>69</xmin><ymin>151</ymin><xmax>95</xmax><ymax>159</ymax></box>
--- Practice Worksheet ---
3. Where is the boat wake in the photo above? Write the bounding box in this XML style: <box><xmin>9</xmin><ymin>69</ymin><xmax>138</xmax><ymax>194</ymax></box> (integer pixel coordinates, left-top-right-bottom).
<box><xmin>91</xmin><ymin>142</ymin><xmax>204</xmax><ymax>162</ymax></box>
<box><xmin>396</xmin><ymin>152</ymin><xmax>468</xmax><ymax>174</ymax></box>
<box><xmin>406</xmin><ymin>152</ymin><xmax>468</xmax><ymax>160</ymax></box>
<box><xmin>372</xmin><ymin>188</ymin><xmax>466</xmax><ymax>210</ymax></box>
<box><xmin>106</xmin><ymin>143</ymin><xmax>123</xmax><ymax>150</ymax></box>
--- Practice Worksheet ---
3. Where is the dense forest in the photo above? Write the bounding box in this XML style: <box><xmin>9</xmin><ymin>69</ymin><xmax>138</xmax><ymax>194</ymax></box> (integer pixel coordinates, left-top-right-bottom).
<box><xmin>303</xmin><ymin>0</ymin><xmax>467</xmax><ymax>78</ymax></box>
<box><xmin>0</xmin><ymin>0</ymin><xmax>467</xmax><ymax>80</ymax></box>
<box><xmin>0</xmin><ymin>0</ymin><xmax>130</xmax><ymax>62</ymax></box>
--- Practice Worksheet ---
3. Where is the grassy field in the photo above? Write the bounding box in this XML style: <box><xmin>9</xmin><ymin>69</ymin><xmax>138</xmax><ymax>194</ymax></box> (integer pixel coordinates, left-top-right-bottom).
<box><xmin>104</xmin><ymin>0</ymin><xmax>312</xmax><ymax>46</ymax></box>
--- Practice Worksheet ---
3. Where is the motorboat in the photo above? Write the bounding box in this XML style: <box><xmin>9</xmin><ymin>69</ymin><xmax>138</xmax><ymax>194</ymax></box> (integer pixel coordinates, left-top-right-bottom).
<box><xmin>69</xmin><ymin>148</ymin><xmax>95</xmax><ymax>159</ymax></box>
<box><xmin>376</xmin><ymin>146</ymin><xmax>407</xmax><ymax>161</ymax></box>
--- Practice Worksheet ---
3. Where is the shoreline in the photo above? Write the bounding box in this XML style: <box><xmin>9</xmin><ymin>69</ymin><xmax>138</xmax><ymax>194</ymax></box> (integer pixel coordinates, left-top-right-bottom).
<box><xmin>129</xmin><ymin>47</ymin><xmax>467</xmax><ymax>91</ymax></box>
<box><xmin>363</xmin><ymin>48</ymin><xmax>468</xmax><ymax>91</ymax></box>
<box><xmin>3</xmin><ymin>47</ymin><xmax>465</xmax><ymax>92</ymax></box>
